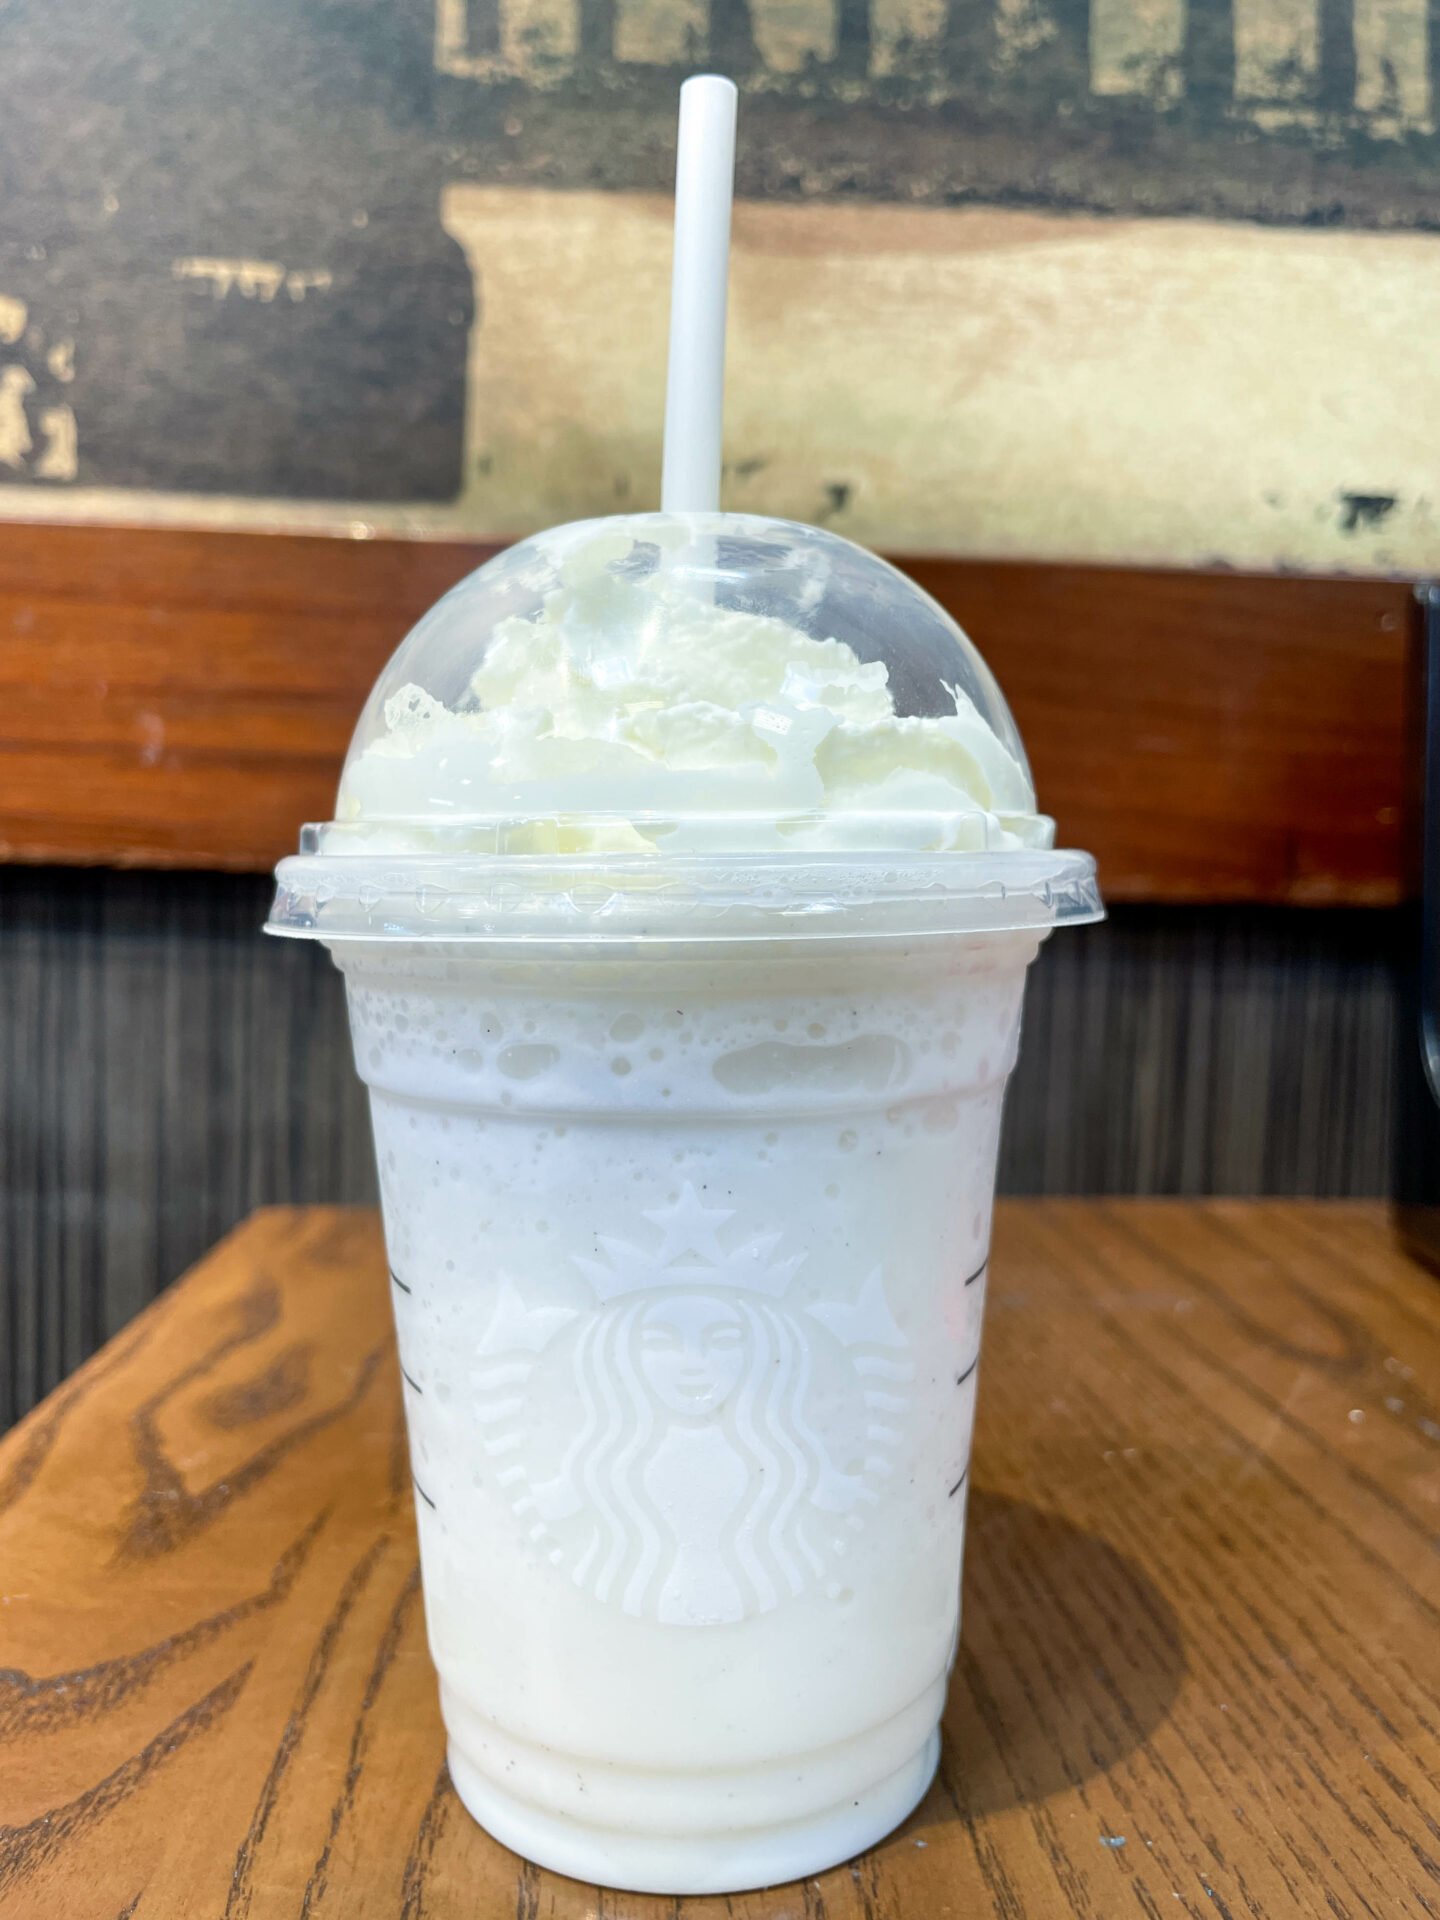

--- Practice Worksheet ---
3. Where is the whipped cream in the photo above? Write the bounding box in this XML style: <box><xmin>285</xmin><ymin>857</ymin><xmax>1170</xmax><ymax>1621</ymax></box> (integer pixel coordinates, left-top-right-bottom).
<box><xmin>334</xmin><ymin>520</ymin><xmax>1041</xmax><ymax>855</ymax></box>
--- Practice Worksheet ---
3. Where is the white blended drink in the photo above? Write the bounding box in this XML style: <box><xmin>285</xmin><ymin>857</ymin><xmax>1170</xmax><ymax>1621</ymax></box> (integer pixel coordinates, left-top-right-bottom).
<box><xmin>269</xmin><ymin>513</ymin><xmax>1100</xmax><ymax>1893</ymax></box>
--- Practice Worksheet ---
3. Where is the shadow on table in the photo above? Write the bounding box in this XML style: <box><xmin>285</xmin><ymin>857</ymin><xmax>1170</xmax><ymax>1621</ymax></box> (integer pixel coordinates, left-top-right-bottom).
<box><xmin>911</xmin><ymin>1490</ymin><xmax>1185</xmax><ymax>1828</ymax></box>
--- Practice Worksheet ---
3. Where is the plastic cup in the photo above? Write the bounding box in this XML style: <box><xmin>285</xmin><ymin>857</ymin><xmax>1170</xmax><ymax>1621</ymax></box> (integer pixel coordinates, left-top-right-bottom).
<box><xmin>268</xmin><ymin>513</ymin><xmax>1100</xmax><ymax>1893</ymax></box>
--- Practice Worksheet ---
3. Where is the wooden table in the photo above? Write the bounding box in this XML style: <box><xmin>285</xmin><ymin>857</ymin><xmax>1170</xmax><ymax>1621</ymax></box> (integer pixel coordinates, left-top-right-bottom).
<box><xmin>1</xmin><ymin>1202</ymin><xmax>1436</xmax><ymax>1918</ymax></box>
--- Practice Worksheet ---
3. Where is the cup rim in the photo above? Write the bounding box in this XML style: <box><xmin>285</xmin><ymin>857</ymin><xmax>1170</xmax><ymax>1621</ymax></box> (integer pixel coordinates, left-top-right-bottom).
<box><xmin>266</xmin><ymin>845</ymin><xmax>1104</xmax><ymax>945</ymax></box>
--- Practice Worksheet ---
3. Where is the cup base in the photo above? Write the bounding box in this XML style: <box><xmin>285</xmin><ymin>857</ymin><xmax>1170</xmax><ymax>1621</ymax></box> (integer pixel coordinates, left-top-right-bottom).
<box><xmin>446</xmin><ymin>1727</ymin><xmax>941</xmax><ymax>1896</ymax></box>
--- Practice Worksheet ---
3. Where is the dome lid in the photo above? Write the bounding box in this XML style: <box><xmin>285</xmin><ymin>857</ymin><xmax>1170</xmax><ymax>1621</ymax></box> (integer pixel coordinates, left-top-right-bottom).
<box><xmin>269</xmin><ymin>512</ymin><xmax>1101</xmax><ymax>944</ymax></box>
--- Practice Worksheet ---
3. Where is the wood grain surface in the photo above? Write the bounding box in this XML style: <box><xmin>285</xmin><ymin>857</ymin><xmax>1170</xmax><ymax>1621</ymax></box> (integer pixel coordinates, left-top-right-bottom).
<box><xmin>0</xmin><ymin>1201</ymin><xmax>1435</xmax><ymax>1917</ymax></box>
<box><xmin>0</xmin><ymin>521</ymin><xmax>1417</xmax><ymax>902</ymax></box>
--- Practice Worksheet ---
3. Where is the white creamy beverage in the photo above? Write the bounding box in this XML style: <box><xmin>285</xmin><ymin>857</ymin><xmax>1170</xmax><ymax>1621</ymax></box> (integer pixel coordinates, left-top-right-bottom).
<box><xmin>269</xmin><ymin>513</ymin><xmax>1101</xmax><ymax>1893</ymax></box>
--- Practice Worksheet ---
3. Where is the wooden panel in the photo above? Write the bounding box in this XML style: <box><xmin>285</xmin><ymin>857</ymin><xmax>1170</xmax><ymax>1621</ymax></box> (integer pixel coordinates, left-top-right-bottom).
<box><xmin>0</xmin><ymin>524</ymin><xmax>486</xmax><ymax>871</ymax></box>
<box><xmin>0</xmin><ymin>1200</ymin><xmax>1436</xmax><ymax>1916</ymax></box>
<box><xmin>0</xmin><ymin>521</ymin><xmax>1415</xmax><ymax>901</ymax></box>
<box><xmin>906</xmin><ymin>558</ymin><xmax>1415</xmax><ymax>906</ymax></box>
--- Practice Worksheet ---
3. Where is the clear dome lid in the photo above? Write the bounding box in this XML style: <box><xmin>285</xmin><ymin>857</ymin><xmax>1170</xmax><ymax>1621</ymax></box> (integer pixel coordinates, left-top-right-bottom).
<box><xmin>269</xmin><ymin>513</ymin><xmax>1101</xmax><ymax>943</ymax></box>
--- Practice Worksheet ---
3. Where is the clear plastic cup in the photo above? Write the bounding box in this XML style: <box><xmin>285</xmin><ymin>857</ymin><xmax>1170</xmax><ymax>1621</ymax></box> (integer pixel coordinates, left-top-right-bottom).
<box><xmin>268</xmin><ymin>514</ymin><xmax>1100</xmax><ymax>1894</ymax></box>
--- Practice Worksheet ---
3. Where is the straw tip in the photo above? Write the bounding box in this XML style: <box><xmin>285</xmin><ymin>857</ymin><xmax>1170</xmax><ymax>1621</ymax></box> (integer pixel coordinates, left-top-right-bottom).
<box><xmin>680</xmin><ymin>73</ymin><xmax>738</xmax><ymax>103</ymax></box>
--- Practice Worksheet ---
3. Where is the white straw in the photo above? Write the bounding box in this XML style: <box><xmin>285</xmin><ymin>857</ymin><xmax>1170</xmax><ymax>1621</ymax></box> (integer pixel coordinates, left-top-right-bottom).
<box><xmin>661</xmin><ymin>74</ymin><xmax>738</xmax><ymax>515</ymax></box>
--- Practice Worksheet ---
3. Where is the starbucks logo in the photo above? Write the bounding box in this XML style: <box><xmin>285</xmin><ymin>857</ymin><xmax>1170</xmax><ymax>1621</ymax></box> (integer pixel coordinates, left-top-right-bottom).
<box><xmin>472</xmin><ymin>1184</ymin><xmax>913</xmax><ymax>1626</ymax></box>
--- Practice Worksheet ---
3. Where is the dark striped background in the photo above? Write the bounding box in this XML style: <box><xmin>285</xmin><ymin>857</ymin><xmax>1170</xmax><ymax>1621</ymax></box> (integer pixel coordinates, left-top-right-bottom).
<box><xmin>2</xmin><ymin>866</ymin><xmax>1429</xmax><ymax>1429</ymax></box>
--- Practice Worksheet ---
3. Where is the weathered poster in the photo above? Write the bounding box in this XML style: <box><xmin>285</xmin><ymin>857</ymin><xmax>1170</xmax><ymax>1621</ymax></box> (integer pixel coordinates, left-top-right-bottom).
<box><xmin>0</xmin><ymin>0</ymin><xmax>1434</xmax><ymax>568</ymax></box>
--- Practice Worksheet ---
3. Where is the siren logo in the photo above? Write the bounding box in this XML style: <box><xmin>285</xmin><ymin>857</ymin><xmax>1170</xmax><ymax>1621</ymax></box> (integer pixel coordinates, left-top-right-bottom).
<box><xmin>473</xmin><ymin>1184</ymin><xmax>912</xmax><ymax>1626</ymax></box>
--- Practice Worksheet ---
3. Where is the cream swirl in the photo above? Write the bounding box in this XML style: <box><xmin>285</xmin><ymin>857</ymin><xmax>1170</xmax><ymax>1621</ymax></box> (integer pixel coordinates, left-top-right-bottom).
<box><xmin>334</xmin><ymin>521</ymin><xmax>1041</xmax><ymax>855</ymax></box>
